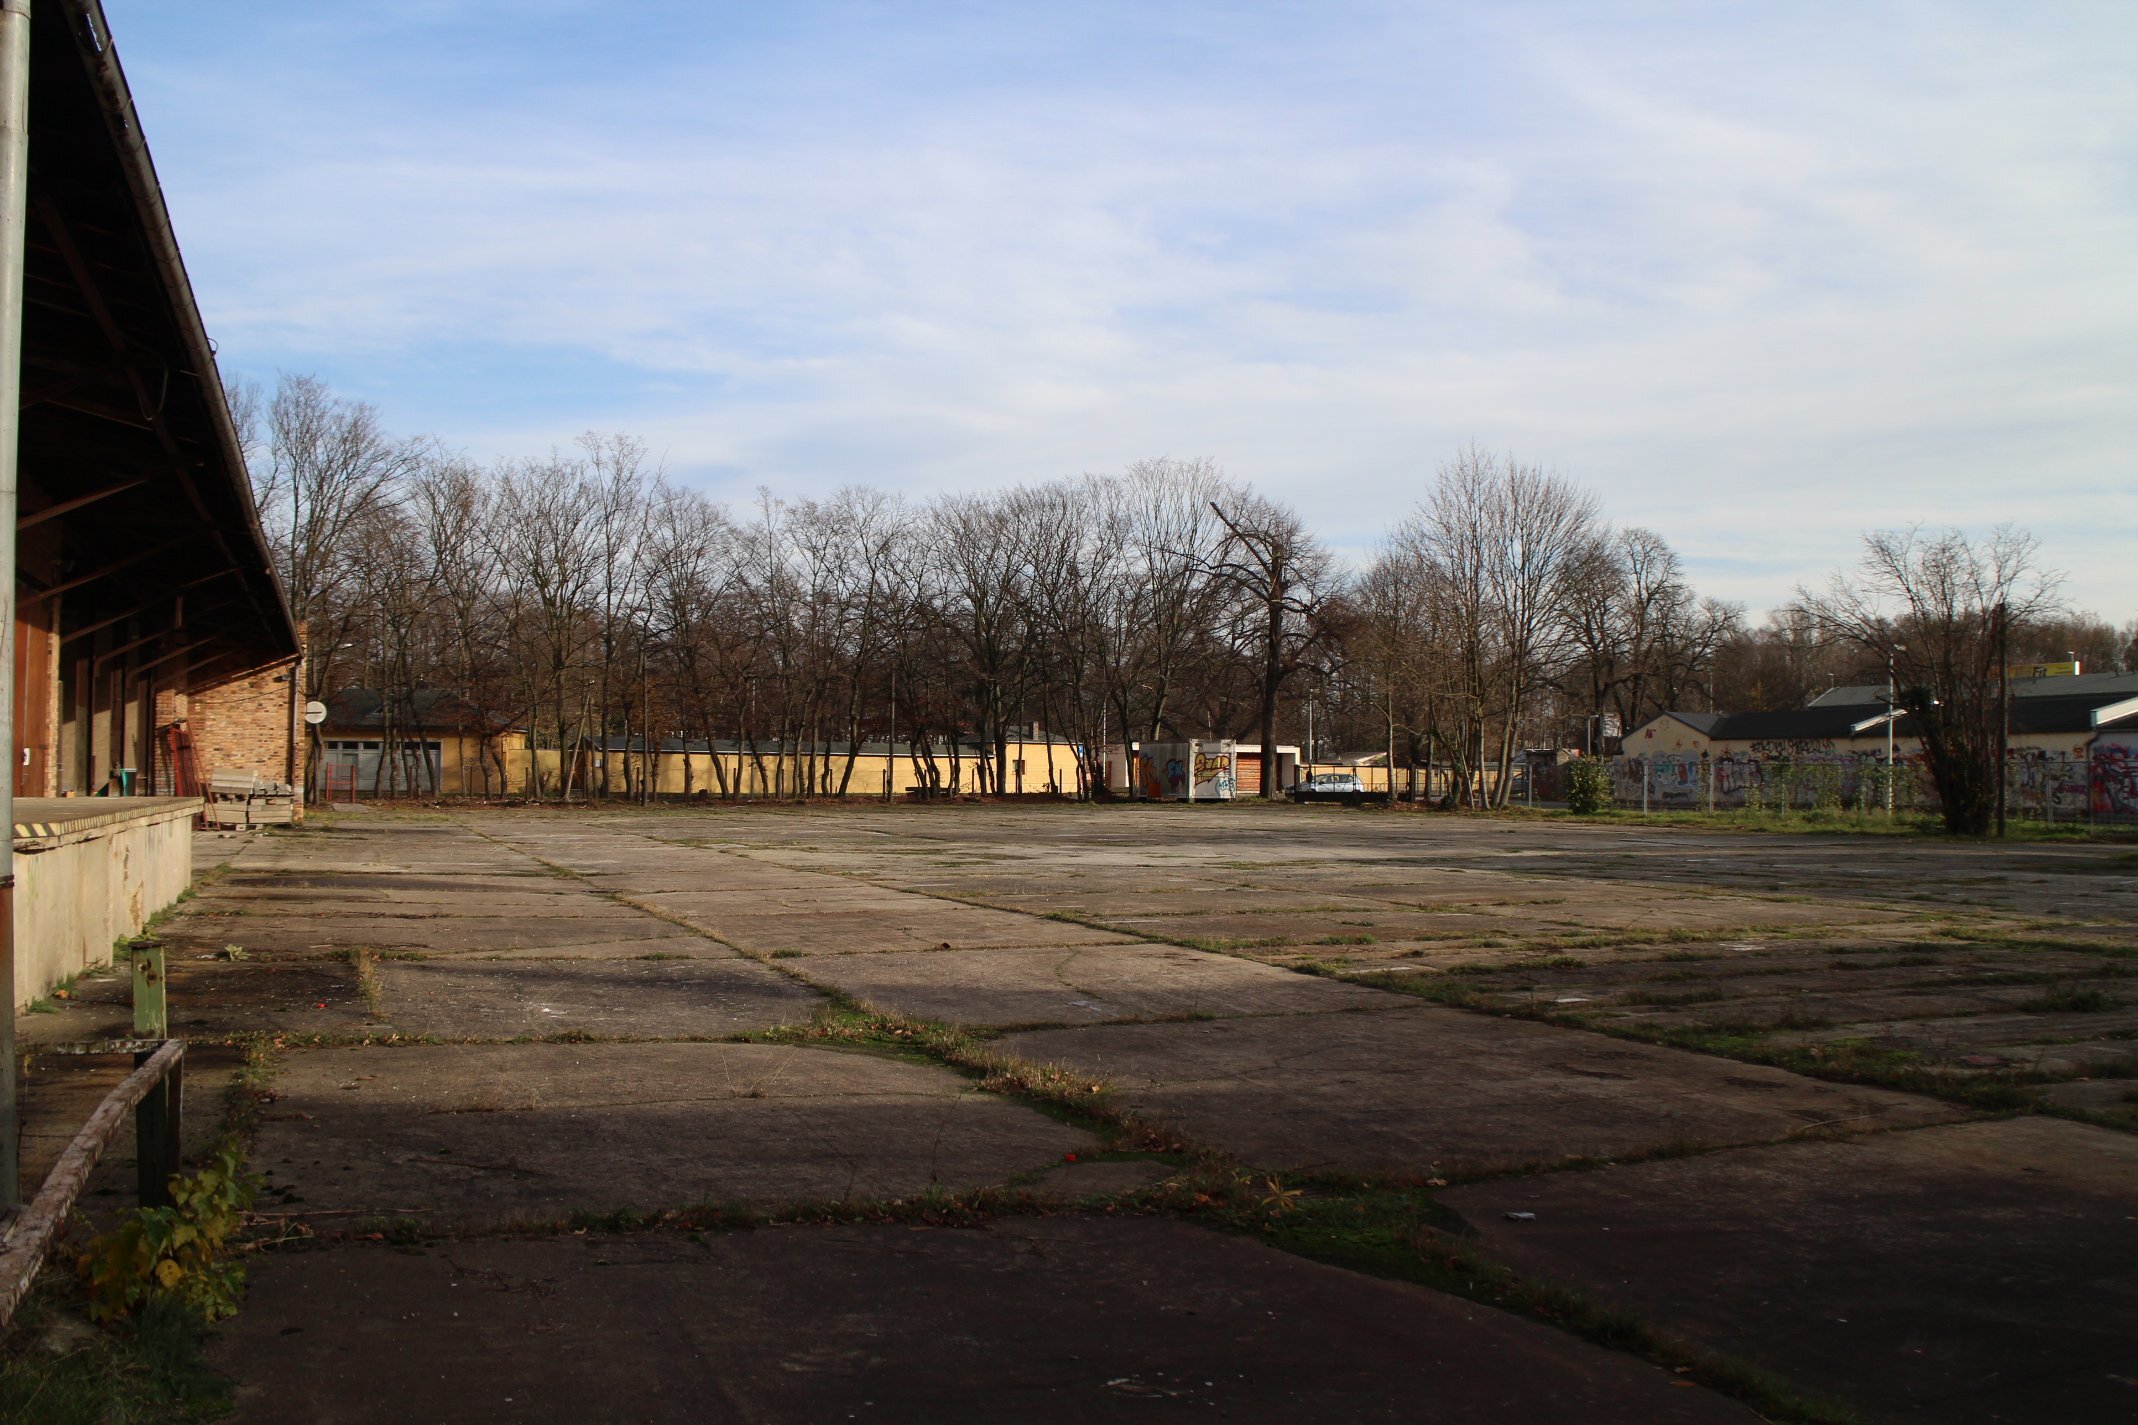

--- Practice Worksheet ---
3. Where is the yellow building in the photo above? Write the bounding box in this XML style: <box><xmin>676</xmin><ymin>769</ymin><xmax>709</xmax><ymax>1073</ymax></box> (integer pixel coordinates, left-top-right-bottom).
<box><xmin>564</xmin><ymin>737</ymin><xmax>1089</xmax><ymax>800</ymax></box>
<box><xmin>314</xmin><ymin>699</ymin><xmax>1089</xmax><ymax>801</ymax></box>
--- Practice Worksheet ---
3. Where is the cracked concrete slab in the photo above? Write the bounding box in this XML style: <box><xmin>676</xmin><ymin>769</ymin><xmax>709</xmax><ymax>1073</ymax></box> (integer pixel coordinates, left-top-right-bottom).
<box><xmin>211</xmin><ymin>1219</ymin><xmax>1764</xmax><ymax>1425</ymax></box>
<box><xmin>375</xmin><ymin>956</ymin><xmax>821</xmax><ymax>1038</ymax></box>
<box><xmin>788</xmin><ymin>943</ymin><xmax>1394</xmax><ymax>1027</ymax></box>
<box><xmin>253</xmin><ymin>1042</ymin><xmax>1092</xmax><ymax>1223</ymax></box>
<box><xmin>166</xmin><ymin>912</ymin><xmax>684</xmax><ymax>955</ymax></box>
<box><xmin>189</xmin><ymin>889</ymin><xmax>632</xmax><ymax>918</ymax></box>
<box><xmin>680</xmin><ymin>905</ymin><xmax>1137</xmax><ymax>956</ymax></box>
<box><xmin>629</xmin><ymin>884</ymin><xmax>937</xmax><ymax>915</ymax></box>
<box><xmin>1001</xmin><ymin>1005</ymin><xmax>1963</xmax><ymax>1174</ymax></box>
<box><xmin>1439</xmin><ymin>1117</ymin><xmax>2138</xmax><ymax>1425</ymax></box>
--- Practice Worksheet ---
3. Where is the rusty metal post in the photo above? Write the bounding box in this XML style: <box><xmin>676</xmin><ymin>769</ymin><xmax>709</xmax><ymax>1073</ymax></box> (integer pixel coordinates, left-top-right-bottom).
<box><xmin>0</xmin><ymin>0</ymin><xmax>35</xmax><ymax>1214</ymax></box>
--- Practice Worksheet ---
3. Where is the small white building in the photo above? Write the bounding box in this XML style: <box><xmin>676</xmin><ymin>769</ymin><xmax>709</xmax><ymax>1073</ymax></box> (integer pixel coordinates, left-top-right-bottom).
<box><xmin>1103</xmin><ymin>740</ymin><xmax>1245</xmax><ymax>799</ymax></box>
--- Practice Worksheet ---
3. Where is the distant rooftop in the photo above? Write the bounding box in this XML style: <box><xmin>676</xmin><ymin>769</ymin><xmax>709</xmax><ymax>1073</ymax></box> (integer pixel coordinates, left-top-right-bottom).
<box><xmin>1809</xmin><ymin>670</ymin><xmax>2138</xmax><ymax>707</ymax></box>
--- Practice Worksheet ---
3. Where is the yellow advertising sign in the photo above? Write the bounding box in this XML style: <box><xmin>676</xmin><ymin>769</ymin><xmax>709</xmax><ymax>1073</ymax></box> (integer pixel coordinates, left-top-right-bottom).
<box><xmin>2004</xmin><ymin>661</ymin><xmax>2080</xmax><ymax>680</ymax></box>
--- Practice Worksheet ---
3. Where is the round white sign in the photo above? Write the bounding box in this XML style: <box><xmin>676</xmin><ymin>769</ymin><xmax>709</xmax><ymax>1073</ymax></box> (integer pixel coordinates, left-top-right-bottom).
<box><xmin>303</xmin><ymin>700</ymin><xmax>329</xmax><ymax>725</ymax></box>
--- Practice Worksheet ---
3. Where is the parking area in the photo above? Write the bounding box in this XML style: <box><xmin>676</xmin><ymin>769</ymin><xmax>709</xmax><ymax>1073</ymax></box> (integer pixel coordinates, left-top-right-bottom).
<box><xmin>22</xmin><ymin>802</ymin><xmax>2136</xmax><ymax>1423</ymax></box>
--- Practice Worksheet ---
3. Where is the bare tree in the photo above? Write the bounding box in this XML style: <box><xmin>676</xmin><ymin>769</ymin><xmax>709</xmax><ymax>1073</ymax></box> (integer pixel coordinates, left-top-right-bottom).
<box><xmin>490</xmin><ymin>457</ymin><xmax>602</xmax><ymax>798</ymax></box>
<box><xmin>1403</xmin><ymin>450</ymin><xmax>1600</xmax><ymax>807</ymax></box>
<box><xmin>246</xmin><ymin>373</ymin><xmax>429</xmax><ymax>791</ymax></box>
<box><xmin>1794</xmin><ymin>525</ymin><xmax>2062</xmax><ymax>835</ymax></box>
<box><xmin>1203</xmin><ymin>492</ymin><xmax>1333</xmax><ymax>797</ymax></box>
<box><xmin>1561</xmin><ymin>527</ymin><xmax>1740</xmax><ymax>739</ymax></box>
<box><xmin>1102</xmin><ymin>459</ymin><xmax>1233</xmax><ymax>747</ymax></box>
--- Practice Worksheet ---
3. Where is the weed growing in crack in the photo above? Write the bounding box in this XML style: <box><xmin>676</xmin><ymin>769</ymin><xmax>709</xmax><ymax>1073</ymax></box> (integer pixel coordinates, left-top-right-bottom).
<box><xmin>348</xmin><ymin>948</ymin><xmax>385</xmax><ymax>1020</ymax></box>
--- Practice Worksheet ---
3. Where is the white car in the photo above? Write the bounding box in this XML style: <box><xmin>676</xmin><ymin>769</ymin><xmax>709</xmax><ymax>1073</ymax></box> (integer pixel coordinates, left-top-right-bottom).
<box><xmin>1294</xmin><ymin>772</ymin><xmax>1369</xmax><ymax>802</ymax></box>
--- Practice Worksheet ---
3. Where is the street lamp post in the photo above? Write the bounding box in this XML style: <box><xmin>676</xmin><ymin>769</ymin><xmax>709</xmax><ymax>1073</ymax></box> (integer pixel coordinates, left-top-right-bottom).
<box><xmin>1886</xmin><ymin>643</ymin><xmax>1906</xmax><ymax>815</ymax></box>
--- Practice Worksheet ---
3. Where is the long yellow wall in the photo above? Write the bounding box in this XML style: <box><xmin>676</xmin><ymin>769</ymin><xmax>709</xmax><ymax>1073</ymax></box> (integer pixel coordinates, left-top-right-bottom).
<box><xmin>317</xmin><ymin>728</ymin><xmax>531</xmax><ymax>798</ymax></box>
<box><xmin>573</xmin><ymin>742</ymin><xmax>1086</xmax><ymax>798</ymax></box>
<box><xmin>347</xmin><ymin>739</ymin><xmax>1090</xmax><ymax>799</ymax></box>
<box><xmin>323</xmin><ymin>730</ymin><xmax>1522</xmax><ymax>802</ymax></box>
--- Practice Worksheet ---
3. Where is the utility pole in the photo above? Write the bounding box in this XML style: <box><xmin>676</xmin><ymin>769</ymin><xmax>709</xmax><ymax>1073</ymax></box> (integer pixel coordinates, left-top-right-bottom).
<box><xmin>1886</xmin><ymin>643</ymin><xmax>1905</xmax><ymax>815</ymax></box>
<box><xmin>1995</xmin><ymin>602</ymin><xmax>2009</xmax><ymax>837</ymax></box>
<box><xmin>1386</xmin><ymin>685</ymin><xmax>1396</xmax><ymax>804</ymax></box>
<box><xmin>0</xmin><ymin>0</ymin><xmax>30</xmax><ymax>1212</ymax></box>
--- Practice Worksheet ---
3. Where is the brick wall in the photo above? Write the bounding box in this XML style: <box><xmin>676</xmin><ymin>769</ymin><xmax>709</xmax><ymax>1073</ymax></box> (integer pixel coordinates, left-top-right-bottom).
<box><xmin>185</xmin><ymin>657</ymin><xmax>306</xmax><ymax>810</ymax></box>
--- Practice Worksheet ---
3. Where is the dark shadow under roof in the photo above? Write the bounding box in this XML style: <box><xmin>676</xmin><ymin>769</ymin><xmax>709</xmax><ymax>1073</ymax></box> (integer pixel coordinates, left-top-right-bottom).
<box><xmin>22</xmin><ymin>1</ymin><xmax>297</xmax><ymax>688</ymax></box>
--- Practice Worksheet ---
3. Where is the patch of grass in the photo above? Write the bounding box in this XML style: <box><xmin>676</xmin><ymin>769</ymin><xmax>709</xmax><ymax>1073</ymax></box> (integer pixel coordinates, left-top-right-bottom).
<box><xmin>1348</xmin><ymin>971</ymin><xmax>2048</xmax><ymax>1113</ymax></box>
<box><xmin>353</xmin><ymin>1216</ymin><xmax>427</xmax><ymax>1245</ymax></box>
<box><xmin>1617</xmin><ymin>988</ymin><xmax>1731</xmax><ymax>1007</ymax></box>
<box><xmin>1520</xmin><ymin>804</ymin><xmax>2135</xmax><ymax>845</ymax></box>
<box><xmin>563</xmin><ymin>1207</ymin><xmax>663</xmax><ymax>1234</ymax></box>
<box><xmin>1176</xmin><ymin>934</ymin><xmax>1297</xmax><ymax>951</ymax></box>
<box><xmin>1457</xmin><ymin>955</ymin><xmax>1586</xmax><ymax>975</ymax></box>
<box><xmin>752</xmin><ymin>1003</ymin><xmax>1172</xmax><ymax>1148</ymax></box>
<box><xmin>2019</xmin><ymin>986</ymin><xmax>2121</xmax><ymax>1014</ymax></box>
<box><xmin>1312</xmin><ymin>933</ymin><xmax>1378</xmax><ymax>946</ymax></box>
<box><xmin>1931</xmin><ymin>928</ymin><xmax>2137</xmax><ymax>960</ymax></box>
<box><xmin>26</xmin><ymin>962</ymin><xmax>102</xmax><ymax>1012</ymax></box>
<box><xmin>0</xmin><ymin>1289</ymin><xmax>232</xmax><ymax>1425</ymax></box>
<box><xmin>1365</xmin><ymin>974</ymin><xmax>1492</xmax><ymax>1010</ymax></box>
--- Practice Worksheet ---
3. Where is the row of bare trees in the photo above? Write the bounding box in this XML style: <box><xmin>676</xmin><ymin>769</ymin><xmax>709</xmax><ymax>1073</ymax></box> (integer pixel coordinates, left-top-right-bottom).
<box><xmin>236</xmin><ymin>375</ymin><xmax>2131</xmax><ymax>810</ymax></box>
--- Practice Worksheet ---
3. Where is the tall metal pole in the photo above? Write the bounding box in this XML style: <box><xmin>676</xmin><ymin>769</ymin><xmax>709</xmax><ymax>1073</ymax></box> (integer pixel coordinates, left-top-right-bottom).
<box><xmin>1992</xmin><ymin>598</ymin><xmax>2009</xmax><ymax>841</ymax></box>
<box><xmin>1886</xmin><ymin>648</ymin><xmax>1897</xmax><ymax>815</ymax></box>
<box><xmin>0</xmin><ymin>0</ymin><xmax>32</xmax><ymax>1213</ymax></box>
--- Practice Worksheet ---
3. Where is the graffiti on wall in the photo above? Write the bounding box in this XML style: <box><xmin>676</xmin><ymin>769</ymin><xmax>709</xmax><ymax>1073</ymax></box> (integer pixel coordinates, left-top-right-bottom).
<box><xmin>2095</xmin><ymin>737</ymin><xmax>2138</xmax><ymax>817</ymax></box>
<box><xmin>1612</xmin><ymin>752</ymin><xmax>1905</xmax><ymax>811</ymax></box>
<box><xmin>1747</xmin><ymin>738</ymin><xmax>1838</xmax><ymax>759</ymax></box>
<box><xmin>1600</xmin><ymin>743</ymin><xmax>2136</xmax><ymax>822</ymax></box>
<box><xmin>1133</xmin><ymin>753</ymin><xmax>1166</xmax><ymax>799</ymax></box>
<box><xmin>1192</xmin><ymin>750</ymin><xmax>1235</xmax><ymax>798</ymax></box>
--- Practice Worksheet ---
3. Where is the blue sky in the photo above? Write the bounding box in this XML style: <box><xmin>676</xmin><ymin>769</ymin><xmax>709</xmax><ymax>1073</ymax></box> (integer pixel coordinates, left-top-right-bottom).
<box><xmin>106</xmin><ymin>1</ymin><xmax>2137</xmax><ymax>618</ymax></box>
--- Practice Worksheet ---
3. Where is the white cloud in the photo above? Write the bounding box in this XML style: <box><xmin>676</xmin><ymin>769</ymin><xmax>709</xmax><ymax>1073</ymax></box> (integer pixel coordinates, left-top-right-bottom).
<box><xmin>110</xmin><ymin>0</ymin><xmax>2138</xmax><ymax>617</ymax></box>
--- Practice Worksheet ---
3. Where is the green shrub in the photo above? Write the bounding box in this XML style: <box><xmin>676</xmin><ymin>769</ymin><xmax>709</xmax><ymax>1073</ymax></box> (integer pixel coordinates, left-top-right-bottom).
<box><xmin>78</xmin><ymin>1138</ymin><xmax>259</xmax><ymax>1325</ymax></box>
<box><xmin>1564</xmin><ymin>758</ymin><xmax>1612</xmax><ymax>814</ymax></box>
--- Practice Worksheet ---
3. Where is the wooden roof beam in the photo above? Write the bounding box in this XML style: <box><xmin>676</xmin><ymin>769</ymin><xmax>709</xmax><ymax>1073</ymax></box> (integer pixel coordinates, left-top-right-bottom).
<box><xmin>22</xmin><ymin>537</ymin><xmax>181</xmax><ymax>604</ymax></box>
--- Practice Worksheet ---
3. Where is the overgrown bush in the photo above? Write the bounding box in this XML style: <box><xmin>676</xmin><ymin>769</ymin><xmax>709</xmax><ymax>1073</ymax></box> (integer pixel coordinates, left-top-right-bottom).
<box><xmin>78</xmin><ymin>1138</ymin><xmax>259</xmax><ymax>1325</ymax></box>
<box><xmin>1563</xmin><ymin>758</ymin><xmax>1612</xmax><ymax>814</ymax></box>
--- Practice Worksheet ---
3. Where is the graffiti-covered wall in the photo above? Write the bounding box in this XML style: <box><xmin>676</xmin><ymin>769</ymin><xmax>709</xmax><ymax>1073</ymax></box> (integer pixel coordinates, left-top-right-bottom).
<box><xmin>1134</xmin><ymin>739</ymin><xmax>1237</xmax><ymax>800</ymax></box>
<box><xmin>2093</xmin><ymin>735</ymin><xmax>2138</xmax><ymax>819</ymax></box>
<box><xmin>1606</xmin><ymin>744</ymin><xmax>2137</xmax><ymax>822</ymax></box>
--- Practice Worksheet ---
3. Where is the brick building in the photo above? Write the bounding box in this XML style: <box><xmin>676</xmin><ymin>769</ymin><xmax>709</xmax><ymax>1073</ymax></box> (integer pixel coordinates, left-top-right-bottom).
<box><xmin>150</xmin><ymin>645</ymin><xmax>307</xmax><ymax>805</ymax></box>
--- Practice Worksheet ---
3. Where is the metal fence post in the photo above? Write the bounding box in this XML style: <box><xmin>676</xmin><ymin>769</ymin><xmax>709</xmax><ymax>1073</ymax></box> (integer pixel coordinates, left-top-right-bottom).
<box><xmin>133</xmin><ymin>1046</ymin><xmax>181</xmax><ymax>1208</ymax></box>
<box><xmin>130</xmin><ymin>938</ymin><xmax>179</xmax><ymax>1207</ymax></box>
<box><xmin>132</xmin><ymin>938</ymin><xmax>167</xmax><ymax>1038</ymax></box>
<box><xmin>1641</xmin><ymin>756</ymin><xmax>1650</xmax><ymax>814</ymax></box>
